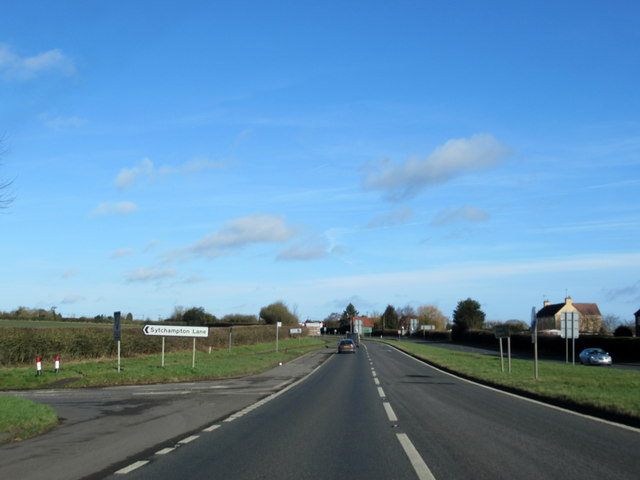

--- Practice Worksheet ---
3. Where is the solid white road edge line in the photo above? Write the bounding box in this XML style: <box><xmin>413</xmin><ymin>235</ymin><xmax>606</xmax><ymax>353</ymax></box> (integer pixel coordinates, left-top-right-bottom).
<box><xmin>396</xmin><ymin>433</ymin><xmax>437</xmax><ymax>480</ymax></box>
<box><xmin>388</xmin><ymin>343</ymin><xmax>640</xmax><ymax>434</ymax></box>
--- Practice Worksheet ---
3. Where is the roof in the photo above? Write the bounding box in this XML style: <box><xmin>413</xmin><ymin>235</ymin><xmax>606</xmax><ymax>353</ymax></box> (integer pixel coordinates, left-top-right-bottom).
<box><xmin>537</xmin><ymin>302</ymin><xmax>601</xmax><ymax>318</ymax></box>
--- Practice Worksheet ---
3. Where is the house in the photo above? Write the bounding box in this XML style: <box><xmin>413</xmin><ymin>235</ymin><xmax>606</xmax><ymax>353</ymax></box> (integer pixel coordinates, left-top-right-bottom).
<box><xmin>536</xmin><ymin>297</ymin><xmax>602</xmax><ymax>332</ymax></box>
<box><xmin>352</xmin><ymin>316</ymin><xmax>376</xmax><ymax>333</ymax></box>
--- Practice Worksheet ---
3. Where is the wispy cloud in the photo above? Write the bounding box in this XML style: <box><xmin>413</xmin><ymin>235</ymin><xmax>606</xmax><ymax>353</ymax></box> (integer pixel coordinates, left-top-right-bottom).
<box><xmin>115</xmin><ymin>157</ymin><xmax>226</xmax><ymax>190</ymax></box>
<box><xmin>365</xmin><ymin>208</ymin><xmax>413</xmax><ymax>229</ymax></box>
<box><xmin>364</xmin><ymin>134</ymin><xmax>511</xmax><ymax>200</ymax></box>
<box><xmin>125</xmin><ymin>267</ymin><xmax>177</xmax><ymax>283</ymax></box>
<box><xmin>171</xmin><ymin>214</ymin><xmax>298</xmax><ymax>260</ymax></box>
<box><xmin>431</xmin><ymin>206</ymin><xmax>490</xmax><ymax>226</ymax></box>
<box><xmin>91</xmin><ymin>201</ymin><xmax>138</xmax><ymax>217</ymax></box>
<box><xmin>0</xmin><ymin>45</ymin><xmax>75</xmax><ymax>80</ymax></box>
<box><xmin>110</xmin><ymin>248</ymin><xmax>134</xmax><ymax>259</ymax></box>
<box><xmin>38</xmin><ymin>113</ymin><xmax>87</xmax><ymax>129</ymax></box>
<box><xmin>60</xmin><ymin>295</ymin><xmax>85</xmax><ymax>304</ymax></box>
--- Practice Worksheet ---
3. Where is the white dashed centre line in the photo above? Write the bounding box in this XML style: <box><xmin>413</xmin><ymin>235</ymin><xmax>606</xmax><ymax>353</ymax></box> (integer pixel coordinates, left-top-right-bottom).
<box><xmin>115</xmin><ymin>460</ymin><xmax>149</xmax><ymax>475</ymax></box>
<box><xmin>396</xmin><ymin>433</ymin><xmax>436</xmax><ymax>480</ymax></box>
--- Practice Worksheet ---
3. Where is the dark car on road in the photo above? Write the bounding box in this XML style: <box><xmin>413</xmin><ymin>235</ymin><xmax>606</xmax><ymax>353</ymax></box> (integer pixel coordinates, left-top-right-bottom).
<box><xmin>338</xmin><ymin>339</ymin><xmax>356</xmax><ymax>354</ymax></box>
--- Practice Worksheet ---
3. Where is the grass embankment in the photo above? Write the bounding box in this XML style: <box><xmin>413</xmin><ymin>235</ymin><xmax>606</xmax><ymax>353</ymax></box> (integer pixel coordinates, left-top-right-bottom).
<box><xmin>384</xmin><ymin>340</ymin><xmax>640</xmax><ymax>422</ymax></box>
<box><xmin>0</xmin><ymin>338</ymin><xmax>329</xmax><ymax>443</ymax></box>
<box><xmin>0</xmin><ymin>397</ymin><xmax>58</xmax><ymax>443</ymax></box>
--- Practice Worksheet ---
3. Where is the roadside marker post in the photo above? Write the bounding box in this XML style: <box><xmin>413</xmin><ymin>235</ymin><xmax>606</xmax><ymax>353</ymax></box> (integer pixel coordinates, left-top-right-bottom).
<box><xmin>114</xmin><ymin>311</ymin><xmax>121</xmax><ymax>373</ymax></box>
<box><xmin>54</xmin><ymin>355</ymin><xmax>60</xmax><ymax>373</ymax></box>
<box><xmin>35</xmin><ymin>356</ymin><xmax>43</xmax><ymax>376</ymax></box>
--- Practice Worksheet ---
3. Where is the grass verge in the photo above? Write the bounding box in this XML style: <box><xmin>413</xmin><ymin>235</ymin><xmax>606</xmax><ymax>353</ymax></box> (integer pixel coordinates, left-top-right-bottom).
<box><xmin>381</xmin><ymin>340</ymin><xmax>640</xmax><ymax>424</ymax></box>
<box><xmin>0</xmin><ymin>338</ymin><xmax>330</xmax><ymax>443</ymax></box>
<box><xmin>0</xmin><ymin>397</ymin><xmax>58</xmax><ymax>443</ymax></box>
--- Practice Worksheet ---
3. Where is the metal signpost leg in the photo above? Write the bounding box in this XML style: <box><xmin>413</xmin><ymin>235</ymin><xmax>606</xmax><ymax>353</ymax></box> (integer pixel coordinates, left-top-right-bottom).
<box><xmin>192</xmin><ymin>338</ymin><xmax>196</xmax><ymax>369</ymax></box>
<box><xmin>508</xmin><ymin>337</ymin><xmax>512</xmax><ymax>373</ymax></box>
<box><xmin>161</xmin><ymin>337</ymin><xmax>165</xmax><ymax>368</ymax></box>
<box><xmin>499</xmin><ymin>338</ymin><xmax>504</xmax><ymax>373</ymax></box>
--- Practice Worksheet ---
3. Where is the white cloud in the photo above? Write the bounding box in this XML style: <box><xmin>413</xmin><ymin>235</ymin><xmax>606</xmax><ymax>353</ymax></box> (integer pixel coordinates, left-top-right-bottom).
<box><xmin>38</xmin><ymin>113</ymin><xmax>87</xmax><ymax>129</ymax></box>
<box><xmin>431</xmin><ymin>206</ymin><xmax>490</xmax><ymax>226</ymax></box>
<box><xmin>277</xmin><ymin>243</ymin><xmax>328</xmax><ymax>261</ymax></box>
<box><xmin>0</xmin><ymin>45</ymin><xmax>75</xmax><ymax>80</ymax></box>
<box><xmin>365</xmin><ymin>208</ymin><xmax>414</xmax><ymax>228</ymax></box>
<box><xmin>91</xmin><ymin>201</ymin><xmax>138</xmax><ymax>217</ymax></box>
<box><xmin>114</xmin><ymin>158</ymin><xmax>154</xmax><ymax>190</ymax></box>
<box><xmin>110</xmin><ymin>248</ymin><xmax>134</xmax><ymax>259</ymax></box>
<box><xmin>61</xmin><ymin>295</ymin><xmax>85</xmax><ymax>304</ymax></box>
<box><xmin>115</xmin><ymin>157</ymin><xmax>226</xmax><ymax>190</ymax></box>
<box><xmin>364</xmin><ymin>134</ymin><xmax>511</xmax><ymax>200</ymax></box>
<box><xmin>126</xmin><ymin>267</ymin><xmax>177</xmax><ymax>283</ymax></box>
<box><xmin>174</xmin><ymin>214</ymin><xmax>297</xmax><ymax>260</ymax></box>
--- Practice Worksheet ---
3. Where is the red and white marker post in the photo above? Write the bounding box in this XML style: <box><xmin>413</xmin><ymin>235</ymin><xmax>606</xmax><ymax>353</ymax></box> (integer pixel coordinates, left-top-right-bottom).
<box><xmin>54</xmin><ymin>355</ymin><xmax>60</xmax><ymax>373</ymax></box>
<box><xmin>36</xmin><ymin>356</ymin><xmax>43</xmax><ymax>376</ymax></box>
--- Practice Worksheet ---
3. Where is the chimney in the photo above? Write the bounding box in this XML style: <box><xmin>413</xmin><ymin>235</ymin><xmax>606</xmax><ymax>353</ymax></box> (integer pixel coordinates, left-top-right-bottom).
<box><xmin>565</xmin><ymin>297</ymin><xmax>573</xmax><ymax>305</ymax></box>
<box><xmin>543</xmin><ymin>300</ymin><xmax>550</xmax><ymax>307</ymax></box>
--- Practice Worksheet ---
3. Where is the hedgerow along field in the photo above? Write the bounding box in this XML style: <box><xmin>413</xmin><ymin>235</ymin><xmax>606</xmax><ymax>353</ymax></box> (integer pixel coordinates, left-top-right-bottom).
<box><xmin>0</xmin><ymin>322</ymin><xmax>304</xmax><ymax>367</ymax></box>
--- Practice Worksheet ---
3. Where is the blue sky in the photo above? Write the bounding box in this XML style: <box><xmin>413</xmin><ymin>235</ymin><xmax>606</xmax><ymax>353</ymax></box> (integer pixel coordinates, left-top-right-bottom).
<box><xmin>1</xmin><ymin>1</ymin><xmax>639</xmax><ymax>323</ymax></box>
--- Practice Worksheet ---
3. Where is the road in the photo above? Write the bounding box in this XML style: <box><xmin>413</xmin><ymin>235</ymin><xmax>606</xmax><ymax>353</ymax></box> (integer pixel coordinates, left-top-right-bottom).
<box><xmin>0</xmin><ymin>349</ymin><xmax>331</xmax><ymax>480</ymax></box>
<box><xmin>100</xmin><ymin>340</ymin><xmax>639</xmax><ymax>480</ymax></box>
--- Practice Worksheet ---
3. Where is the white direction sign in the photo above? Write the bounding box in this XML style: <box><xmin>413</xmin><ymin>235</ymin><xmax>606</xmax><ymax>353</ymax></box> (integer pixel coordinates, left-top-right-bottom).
<box><xmin>143</xmin><ymin>325</ymin><xmax>209</xmax><ymax>338</ymax></box>
<box><xmin>560</xmin><ymin>312</ymin><xmax>579</xmax><ymax>339</ymax></box>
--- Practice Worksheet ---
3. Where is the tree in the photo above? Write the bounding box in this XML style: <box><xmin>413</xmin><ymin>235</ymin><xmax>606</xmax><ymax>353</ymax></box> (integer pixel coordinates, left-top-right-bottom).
<box><xmin>614</xmin><ymin>325</ymin><xmax>634</xmax><ymax>337</ymax></box>
<box><xmin>398</xmin><ymin>305</ymin><xmax>416</xmax><ymax>331</ymax></box>
<box><xmin>452</xmin><ymin>298</ymin><xmax>485</xmax><ymax>333</ymax></box>
<box><xmin>340</xmin><ymin>303</ymin><xmax>359</xmax><ymax>331</ymax></box>
<box><xmin>323</xmin><ymin>312</ymin><xmax>341</xmax><ymax>331</ymax></box>
<box><xmin>1</xmin><ymin>140</ymin><xmax>14</xmax><ymax>209</ymax></box>
<box><xmin>182</xmin><ymin>306</ymin><xmax>216</xmax><ymax>325</ymax></box>
<box><xmin>601</xmin><ymin>314</ymin><xmax>620</xmax><ymax>332</ymax></box>
<box><xmin>381</xmin><ymin>305</ymin><xmax>399</xmax><ymax>330</ymax></box>
<box><xmin>259</xmin><ymin>301</ymin><xmax>299</xmax><ymax>326</ymax></box>
<box><xmin>221</xmin><ymin>314</ymin><xmax>258</xmax><ymax>324</ymax></box>
<box><xmin>417</xmin><ymin>305</ymin><xmax>448</xmax><ymax>331</ymax></box>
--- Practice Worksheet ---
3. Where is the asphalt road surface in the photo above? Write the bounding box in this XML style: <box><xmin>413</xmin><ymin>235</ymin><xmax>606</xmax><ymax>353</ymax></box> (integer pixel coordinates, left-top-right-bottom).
<box><xmin>96</xmin><ymin>341</ymin><xmax>639</xmax><ymax>480</ymax></box>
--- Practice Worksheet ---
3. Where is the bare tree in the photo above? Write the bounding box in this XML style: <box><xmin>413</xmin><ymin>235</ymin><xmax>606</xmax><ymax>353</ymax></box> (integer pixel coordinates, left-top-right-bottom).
<box><xmin>1</xmin><ymin>139</ymin><xmax>14</xmax><ymax>209</ymax></box>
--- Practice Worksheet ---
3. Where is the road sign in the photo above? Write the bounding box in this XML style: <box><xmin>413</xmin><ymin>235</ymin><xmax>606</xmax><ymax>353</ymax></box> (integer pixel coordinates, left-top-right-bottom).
<box><xmin>494</xmin><ymin>325</ymin><xmax>510</xmax><ymax>339</ymax></box>
<box><xmin>560</xmin><ymin>312</ymin><xmax>579</xmax><ymax>339</ymax></box>
<box><xmin>143</xmin><ymin>325</ymin><xmax>209</xmax><ymax>338</ymax></box>
<box><xmin>289</xmin><ymin>328</ymin><xmax>302</xmax><ymax>334</ymax></box>
<box><xmin>113</xmin><ymin>311</ymin><xmax>121</xmax><ymax>341</ymax></box>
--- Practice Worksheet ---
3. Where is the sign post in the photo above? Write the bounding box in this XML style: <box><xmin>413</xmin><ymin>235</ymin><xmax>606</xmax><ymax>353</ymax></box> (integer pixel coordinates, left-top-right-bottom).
<box><xmin>143</xmin><ymin>325</ymin><xmax>209</xmax><ymax>368</ymax></box>
<box><xmin>531</xmin><ymin>307</ymin><xmax>538</xmax><ymax>379</ymax></box>
<box><xmin>113</xmin><ymin>312</ymin><xmax>121</xmax><ymax>373</ymax></box>
<box><xmin>276</xmin><ymin>322</ymin><xmax>282</xmax><ymax>352</ymax></box>
<box><xmin>560</xmin><ymin>312</ymin><xmax>579</xmax><ymax>364</ymax></box>
<box><xmin>494</xmin><ymin>325</ymin><xmax>510</xmax><ymax>373</ymax></box>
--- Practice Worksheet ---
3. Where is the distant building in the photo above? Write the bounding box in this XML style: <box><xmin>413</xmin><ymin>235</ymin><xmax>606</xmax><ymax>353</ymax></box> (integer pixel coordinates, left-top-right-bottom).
<box><xmin>304</xmin><ymin>321</ymin><xmax>324</xmax><ymax>335</ymax></box>
<box><xmin>352</xmin><ymin>316</ymin><xmax>376</xmax><ymax>333</ymax></box>
<box><xmin>536</xmin><ymin>297</ymin><xmax>602</xmax><ymax>332</ymax></box>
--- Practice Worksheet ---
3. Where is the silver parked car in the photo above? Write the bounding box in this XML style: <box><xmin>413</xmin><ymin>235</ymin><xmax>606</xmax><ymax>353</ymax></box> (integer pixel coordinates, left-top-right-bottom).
<box><xmin>578</xmin><ymin>348</ymin><xmax>612</xmax><ymax>366</ymax></box>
